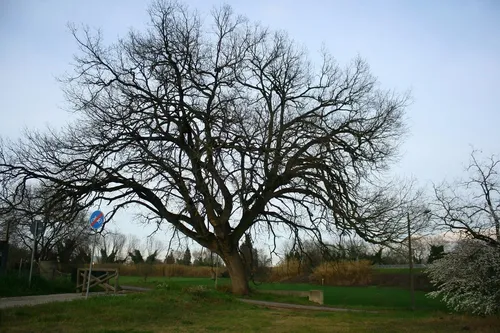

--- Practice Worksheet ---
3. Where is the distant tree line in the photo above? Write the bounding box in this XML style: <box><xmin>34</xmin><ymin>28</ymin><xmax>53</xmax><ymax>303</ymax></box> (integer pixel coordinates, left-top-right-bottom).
<box><xmin>0</xmin><ymin>183</ymin><xmax>93</xmax><ymax>272</ymax></box>
<box><xmin>282</xmin><ymin>236</ymin><xmax>447</xmax><ymax>271</ymax></box>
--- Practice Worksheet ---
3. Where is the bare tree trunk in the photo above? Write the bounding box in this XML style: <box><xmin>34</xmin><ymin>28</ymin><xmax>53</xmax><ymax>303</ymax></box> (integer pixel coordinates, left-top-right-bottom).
<box><xmin>222</xmin><ymin>251</ymin><xmax>249</xmax><ymax>295</ymax></box>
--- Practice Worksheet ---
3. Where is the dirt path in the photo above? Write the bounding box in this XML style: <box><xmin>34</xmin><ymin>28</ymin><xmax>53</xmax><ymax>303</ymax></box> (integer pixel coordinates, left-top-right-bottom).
<box><xmin>0</xmin><ymin>292</ymin><xmax>124</xmax><ymax>309</ymax></box>
<box><xmin>239</xmin><ymin>299</ymin><xmax>377</xmax><ymax>313</ymax></box>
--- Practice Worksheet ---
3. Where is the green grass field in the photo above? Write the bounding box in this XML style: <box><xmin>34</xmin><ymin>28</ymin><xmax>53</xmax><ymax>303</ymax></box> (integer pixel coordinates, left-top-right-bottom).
<box><xmin>117</xmin><ymin>276</ymin><xmax>445</xmax><ymax>311</ymax></box>
<box><xmin>0</xmin><ymin>273</ymin><xmax>442</xmax><ymax>312</ymax></box>
<box><xmin>2</xmin><ymin>283</ymin><xmax>499</xmax><ymax>333</ymax></box>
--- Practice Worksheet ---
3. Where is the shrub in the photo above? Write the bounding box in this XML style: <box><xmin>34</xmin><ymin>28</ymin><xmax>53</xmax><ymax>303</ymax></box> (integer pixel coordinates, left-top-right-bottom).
<box><xmin>0</xmin><ymin>273</ymin><xmax>74</xmax><ymax>297</ymax></box>
<box><xmin>426</xmin><ymin>240</ymin><xmax>500</xmax><ymax>316</ymax></box>
<box><xmin>309</xmin><ymin>260</ymin><xmax>372</xmax><ymax>286</ymax></box>
<box><xmin>183</xmin><ymin>285</ymin><xmax>210</xmax><ymax>297</ymax></box>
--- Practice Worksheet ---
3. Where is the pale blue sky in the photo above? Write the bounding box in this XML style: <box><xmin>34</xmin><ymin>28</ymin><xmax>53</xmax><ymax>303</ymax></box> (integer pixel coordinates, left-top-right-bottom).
<box><xmin>1</xmin><ymin>0</ymin><xmax>499</xmax><ymax>250</ymax></box>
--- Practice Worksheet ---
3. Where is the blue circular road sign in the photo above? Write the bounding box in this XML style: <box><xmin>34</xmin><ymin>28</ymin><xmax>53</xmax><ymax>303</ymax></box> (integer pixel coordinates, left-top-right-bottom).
<box><xmin>89</xmin><ymin>210</ymin><xmax>105</xmax><ymax>230</ymax></box>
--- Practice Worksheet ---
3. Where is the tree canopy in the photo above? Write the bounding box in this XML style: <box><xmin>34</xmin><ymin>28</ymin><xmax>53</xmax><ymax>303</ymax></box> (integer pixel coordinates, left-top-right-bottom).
<box><xmin>0</xmin><ymin>1</ymin><xmax>413</xmax><ymax>294</ymax></box>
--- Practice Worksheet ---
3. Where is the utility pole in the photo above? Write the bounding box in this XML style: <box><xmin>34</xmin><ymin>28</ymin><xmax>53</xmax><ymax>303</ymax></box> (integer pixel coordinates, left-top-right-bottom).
<box><xmin>407</xmin><ymin>212</ymin><xmax>415</xmax><ymax>311</ymax></box>
<box><xmin>28</xmin><ymin>219</ymin><xmax>39</xmax><ymax>287</ymax></box>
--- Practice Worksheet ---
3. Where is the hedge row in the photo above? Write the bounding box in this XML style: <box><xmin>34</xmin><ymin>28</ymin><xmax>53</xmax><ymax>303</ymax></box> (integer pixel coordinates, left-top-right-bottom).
<box><xmin>269</xmin><ymin>259</ymin><xmax>372</xmax><ymax>286</ymax></box>
<box><xmin>92</xmin><ymin>263</ymin><xmax>226</xmax><ymax>278</ymax></box>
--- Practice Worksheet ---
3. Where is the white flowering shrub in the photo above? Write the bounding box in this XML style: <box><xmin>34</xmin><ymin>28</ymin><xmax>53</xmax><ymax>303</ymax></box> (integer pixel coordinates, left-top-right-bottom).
<box><xmin>426</xmin><ymin>240</ymin><xmax>500</xmax><ymax>316</ymax></box>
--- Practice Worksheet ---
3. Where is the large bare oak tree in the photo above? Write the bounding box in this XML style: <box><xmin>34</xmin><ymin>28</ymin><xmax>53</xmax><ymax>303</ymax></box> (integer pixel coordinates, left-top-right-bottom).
<box><xmin>0</xmin><ymin>1</ymin><xmax>410</xmax><ymax>294</ymax></box>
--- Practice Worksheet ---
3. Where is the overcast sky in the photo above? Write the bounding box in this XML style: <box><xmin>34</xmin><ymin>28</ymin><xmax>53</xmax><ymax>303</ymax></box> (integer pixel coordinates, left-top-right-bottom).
<box><xmin>1</xmin><ymin>0</ymin><xmax>499</xmax><ymax>252</ymax></box>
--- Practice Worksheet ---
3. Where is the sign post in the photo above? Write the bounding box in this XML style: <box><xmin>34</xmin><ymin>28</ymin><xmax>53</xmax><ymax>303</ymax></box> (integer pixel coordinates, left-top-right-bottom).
<box><xmin>86</xmin><ymin>210</ymin><xmax>104</xmax><ymax>299</ymax></box>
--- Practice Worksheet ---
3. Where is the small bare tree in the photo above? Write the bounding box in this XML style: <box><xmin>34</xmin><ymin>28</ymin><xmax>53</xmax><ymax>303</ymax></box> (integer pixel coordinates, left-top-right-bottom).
<box><xmin>99</xmin><ymin>231</ymin><xmax>127</xmax><ymax>263</ymax></box>
<box><xmin>433</xmin><ymin>149</ymin><xmax>500</xmax><ymax>247</ymax></box>
<box><xmin>126</xmin><ymin>235</ymin><xmax>141</xmax><ymax>258</ymax></box>
<box><xmin>146</xmin><ymin>237</ymin><xmax>164</xmax><ymax>260</ymax></box>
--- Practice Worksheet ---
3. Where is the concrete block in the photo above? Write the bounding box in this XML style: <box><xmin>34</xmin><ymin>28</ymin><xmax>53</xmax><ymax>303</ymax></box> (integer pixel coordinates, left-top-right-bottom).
<box><xmin>309</xmin><ymin>290</ymin><xmax>324</xmax><ymax>305</ymax></box>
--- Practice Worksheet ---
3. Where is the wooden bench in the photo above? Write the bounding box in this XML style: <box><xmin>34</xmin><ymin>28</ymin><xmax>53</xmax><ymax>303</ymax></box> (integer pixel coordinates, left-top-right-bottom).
<box><xmin>76</xmin><ymin>268</ymin><xmax>119</xmax><ymax>295</ymax></box>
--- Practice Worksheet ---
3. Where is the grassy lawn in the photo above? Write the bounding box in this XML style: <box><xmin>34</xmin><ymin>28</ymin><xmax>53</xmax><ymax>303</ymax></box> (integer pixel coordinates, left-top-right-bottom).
<box><xmin>117</xmin><ymin>276</ymin><xmax>445</xmax><ymax>311</ymax></box>
<box><xmin>2</xmin><ymin>286</ymin><xmax>499</xmax><ymax>333</ymax></box>
<box><xmin>256</xmin><ymin>282</ymin><xmax>445</xmax><ymax>311</ymax></box>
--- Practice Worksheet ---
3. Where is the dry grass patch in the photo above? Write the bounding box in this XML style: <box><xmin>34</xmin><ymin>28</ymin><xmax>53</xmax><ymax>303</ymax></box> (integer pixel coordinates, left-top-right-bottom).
<box><xmin>310</xmin><ymin>260</ymin><xmax>373</xmax><ymax>286</ymax></box>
